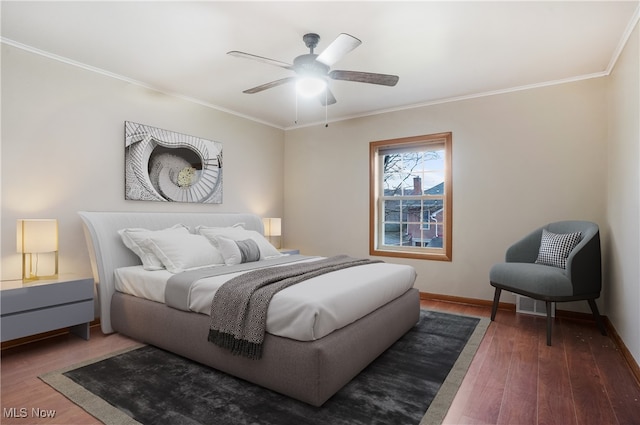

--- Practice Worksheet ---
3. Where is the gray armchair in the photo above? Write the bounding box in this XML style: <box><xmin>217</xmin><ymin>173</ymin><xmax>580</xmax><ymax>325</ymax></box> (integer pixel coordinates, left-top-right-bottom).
<box><xmin>489</xmin><ymin>221</ymin><xmax>606</xmax><ymax>345</ymax></box>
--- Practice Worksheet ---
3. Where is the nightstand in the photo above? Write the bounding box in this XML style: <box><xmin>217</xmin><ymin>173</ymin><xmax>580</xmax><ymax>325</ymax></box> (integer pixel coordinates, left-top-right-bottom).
<box><xmin>0</xmin><ymin>274</ymin><xmax>94</xmax><ymax>342</ymax></box>
<box><xmin>279</xmin><ymin>249</ymin><xmax>300</xmax><ymax>255</ymax></box>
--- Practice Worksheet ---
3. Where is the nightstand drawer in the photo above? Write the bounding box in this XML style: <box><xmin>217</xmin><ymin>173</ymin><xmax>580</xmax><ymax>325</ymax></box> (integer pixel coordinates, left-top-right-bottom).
<box><xmin>0</xmin><ymin>275</ymin><xmax>94</xmax><ymax>342</ymax></box>
<box><xmin>1</xmin><ymin>279</ymin><xmax>93</xmax><ymax>315</ymax></box>
<box><xmin>1</xmin><ymin>299</ymin><xmax>93</xmax><ymax>341</ymax></box>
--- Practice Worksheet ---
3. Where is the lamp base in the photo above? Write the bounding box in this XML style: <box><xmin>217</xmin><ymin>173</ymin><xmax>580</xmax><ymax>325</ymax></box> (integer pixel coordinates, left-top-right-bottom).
<box><xmin>267</xmin><ymin>235</ymin><xmax>281</xmax><ymax>250</ymax></box>
<box><xmin>22</xmin><ymin>273</ymin><xmax>59</xmax><ymax>283</ymax></box>
<box><xmin>22</xmin><ymin>252</ymin><xmax>58</xmax><ymax>283</ymax></box>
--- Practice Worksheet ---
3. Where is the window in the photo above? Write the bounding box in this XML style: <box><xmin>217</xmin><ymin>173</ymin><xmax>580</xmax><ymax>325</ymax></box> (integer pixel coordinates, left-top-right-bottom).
<box><xmin>369</xmin><ymin>132</ymin><xmax>452</xmax><ymax>261</ymax></box>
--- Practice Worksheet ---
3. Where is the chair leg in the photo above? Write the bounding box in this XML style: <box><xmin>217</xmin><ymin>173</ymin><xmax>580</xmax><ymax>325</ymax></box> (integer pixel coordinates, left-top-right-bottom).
<box><xmin>545</xmin><ymin>301</ymin><xmax>553</xmax><ymax>346</ymax></box>
<box><xmin>587</xmin><ymin>299</ymin><xmax>607</xmax><ymax>336</ymax></box>
<box><xmin>491</xmin><ymin>287</ymin><xmax>501</xmax><ymax>321</ymax></box>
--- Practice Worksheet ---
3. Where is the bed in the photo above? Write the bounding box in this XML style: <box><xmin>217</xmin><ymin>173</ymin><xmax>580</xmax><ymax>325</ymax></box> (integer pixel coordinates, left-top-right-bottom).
<box><xmin>79</xmin><ymin>211</ymin><xmax>420</xmax><ymax>406</ymax></box>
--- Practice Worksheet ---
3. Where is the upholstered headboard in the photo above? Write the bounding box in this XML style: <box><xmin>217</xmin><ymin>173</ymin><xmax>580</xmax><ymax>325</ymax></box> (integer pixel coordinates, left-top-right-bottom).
<box><xmin>78</xmin><ymin>211</ymin><xmax>264</xmax><ymax>334</ymax></box>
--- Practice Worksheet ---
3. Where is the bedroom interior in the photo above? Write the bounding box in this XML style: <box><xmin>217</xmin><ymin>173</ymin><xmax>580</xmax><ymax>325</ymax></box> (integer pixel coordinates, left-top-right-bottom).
<box><xmin>1</xmin><ymin>1</ymin><xmax>640</xmax><ymax>424</ymax></box>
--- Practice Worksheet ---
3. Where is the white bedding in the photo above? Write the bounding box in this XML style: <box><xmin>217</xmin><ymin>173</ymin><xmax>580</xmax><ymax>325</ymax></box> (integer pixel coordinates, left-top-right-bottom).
<box><xmin>114</xmin><ymin>258</ymin><xmax>416</xmax><ymax>341</ymax></box>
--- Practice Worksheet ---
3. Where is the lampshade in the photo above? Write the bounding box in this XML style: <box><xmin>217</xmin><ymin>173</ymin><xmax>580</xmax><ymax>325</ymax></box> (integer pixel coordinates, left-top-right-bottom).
<box><xmin>17</xmin><ymin>219</ymin><xmax>58</xmax><ymax>253</ymax></box>
<box><xmin>262</xmin><ymin>218</ymin><xmax>282</xmax><ymax>237</ymax></box>
<box><xmin>296</xmin><ymin>77</ymin><xmax>327</xmax><ymax>98</ymax></box>
<box><xmin>17</xmin><ymin>219</ymin><xmax>58</xmax><ymax>281</ymax></box>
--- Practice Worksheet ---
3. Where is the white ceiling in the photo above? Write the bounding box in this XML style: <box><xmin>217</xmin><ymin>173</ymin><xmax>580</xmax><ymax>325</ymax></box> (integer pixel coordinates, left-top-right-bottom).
<box><xmin>2</xmin><ymin>1</ymin><xmax>638</xmax><ymax>129</ymax></box>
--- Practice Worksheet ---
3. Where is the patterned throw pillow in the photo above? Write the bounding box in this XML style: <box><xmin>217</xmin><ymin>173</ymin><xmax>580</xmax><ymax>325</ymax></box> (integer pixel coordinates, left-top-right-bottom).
<box><xmin>196</xmin><ymin>225</ymin><xmax>282</xmax><ymax>259</ymax></box>
<box><xmin>215</xmin><ymin>236</ymin><xmax>261</xmax><ymax>265</ymax></box>
<box><xmin>535</xmin><ymin>229</ymin><xmax>582</xmax><ymax>269</ymax></box>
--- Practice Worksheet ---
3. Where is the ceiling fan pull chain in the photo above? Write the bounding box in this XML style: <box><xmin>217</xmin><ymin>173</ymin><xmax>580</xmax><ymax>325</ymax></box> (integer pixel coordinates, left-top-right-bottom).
<box><xmin>325</xmin><ymin>90</ymin><xmax>328</xmax><ymax>128</ymax></box>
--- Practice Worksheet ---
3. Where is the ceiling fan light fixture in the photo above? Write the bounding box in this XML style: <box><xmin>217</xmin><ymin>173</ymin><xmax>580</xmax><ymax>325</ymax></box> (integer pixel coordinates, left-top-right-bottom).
<box><xmin>296</xmin><ymin>76</ymin><xmax>327</xmax><ymax>97</ymax></box>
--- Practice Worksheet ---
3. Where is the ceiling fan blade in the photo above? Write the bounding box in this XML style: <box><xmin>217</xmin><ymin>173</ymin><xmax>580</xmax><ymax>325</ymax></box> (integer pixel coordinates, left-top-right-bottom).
<box><xmin>316</xmin><ymin>33</ymin><xmax>361</xmax><ymax>67</ymax></box>
<box><xmin>243</xmin><ymin>77</ymin><xmax>296</xmax><ymax>94</ymax></box>
<box><xmin>319</xmin><ymin>88</ymin><xmax>337</xmax><ymax>106</ymax></box>
<box><xmin>228</xmin><ymin>51</ymin><xmax>293</xmax><ymax>70</ymax></box>
<box><xmin>329</xmin><ymin>70</ymin><xmax>399</xmax><ymax>86</ymax></box>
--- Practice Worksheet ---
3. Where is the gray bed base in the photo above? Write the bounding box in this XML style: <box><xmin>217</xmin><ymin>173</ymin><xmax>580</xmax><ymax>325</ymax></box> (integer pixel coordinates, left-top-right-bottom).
<box><xmin>78</xmin><ymin>211</ymin><xmax>420</xmax><ymax>406</ymax></box>
<box><xmin>113</xmin><ymin>288</ymin><xmax>419</xmax><ymax>406</ymax></box>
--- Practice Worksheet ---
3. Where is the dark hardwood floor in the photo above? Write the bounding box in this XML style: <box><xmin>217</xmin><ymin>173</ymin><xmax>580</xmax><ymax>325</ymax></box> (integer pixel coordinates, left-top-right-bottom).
<box><xmin>430</xmin><ymin>300</ymin><xmax>640</xmax><ymax>425</ymax></box>
<box><xmin>1</xmin><ymin>300</ymin><xmax>639</xmax><ymax>425</ymax></box>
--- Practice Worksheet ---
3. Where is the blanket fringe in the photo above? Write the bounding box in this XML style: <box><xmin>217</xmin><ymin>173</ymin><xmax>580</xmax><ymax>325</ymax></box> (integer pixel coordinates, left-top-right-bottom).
<box><xmin>208</xmin><ymin>329</ymin><xmax>263</xmax><ymax>360</ymax></box>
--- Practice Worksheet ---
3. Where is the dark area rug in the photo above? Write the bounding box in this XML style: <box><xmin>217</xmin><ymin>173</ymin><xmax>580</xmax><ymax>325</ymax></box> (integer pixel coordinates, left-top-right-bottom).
<box><xmin>41</xmin><ymin>310</ymin><xmax>488</xmax><ymax>425</ymax></box>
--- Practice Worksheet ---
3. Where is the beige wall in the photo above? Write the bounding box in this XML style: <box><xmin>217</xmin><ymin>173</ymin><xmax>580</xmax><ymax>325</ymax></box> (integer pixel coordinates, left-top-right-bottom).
<box><xmin>607</xmin><ymin>22</ymin><xmax>640</xmax><ymax>365</ymax></box>
<box><xmin>1</xmin><ymin>44</ymin><xmax>285</xmax><ymax>280</ymax></box>
<box><xmin>284</xmin><ymin>78</ymin><xmax>608</xmax><ymax>307</ymax></box>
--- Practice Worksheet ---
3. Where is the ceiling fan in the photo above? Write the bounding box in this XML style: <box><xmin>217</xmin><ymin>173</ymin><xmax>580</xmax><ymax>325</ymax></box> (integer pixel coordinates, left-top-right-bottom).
<box><xmin>228</xmin><ymin>33</ymin><xmax>399</xmax><ymax>106</ymax></box>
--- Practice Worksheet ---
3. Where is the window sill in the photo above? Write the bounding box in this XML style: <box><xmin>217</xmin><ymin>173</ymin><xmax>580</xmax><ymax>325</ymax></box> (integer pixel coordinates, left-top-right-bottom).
<box><xmin>370</xmin><ymin>247</ymin><xmax>451</xmax><ymax>261</ymax></box>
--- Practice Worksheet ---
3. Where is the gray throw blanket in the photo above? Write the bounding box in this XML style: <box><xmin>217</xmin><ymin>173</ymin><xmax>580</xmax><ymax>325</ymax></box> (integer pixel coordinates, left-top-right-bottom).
<box><xmin>208</xmin><ymin>255</ymin><xmax>381</xmax><ymax>359</ymax></box>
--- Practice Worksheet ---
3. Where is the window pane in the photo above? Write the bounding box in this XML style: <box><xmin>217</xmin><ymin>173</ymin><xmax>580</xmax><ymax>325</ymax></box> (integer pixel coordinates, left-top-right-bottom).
<box><xmin>383</xmin><ymin>172</ymin><xmax>411</xmax><ymax>196</ymax></box>
<box><xmin>401</xmin><ymin>199</ymin><xmax>421</xmax><ymax>221</ymax></box>
<box><xmin>383</xmin><ymin>222</ymin><xmax>411</xmax><ymax>246</ymax></box>
<box><xmin>383</xmin><ymin>148</ymin><xmax>445</xmax><ymax>197</ymax></box>
<box><xmin>383</xmin><ymin>199</ymin><xmax>400</xmax><ymax>221</ymax></box>
<box><xmin>423</xmin><ymin>202</ymin><xmax>444</xmax><ymax>249</ymax></box>
<box><xmin>424</xmin><ymin>171</ymin><xmax>444</xmax><ymax>193</ymax></box>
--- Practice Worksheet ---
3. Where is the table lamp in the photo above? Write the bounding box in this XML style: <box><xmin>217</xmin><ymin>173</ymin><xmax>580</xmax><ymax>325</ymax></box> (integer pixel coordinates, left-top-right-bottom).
<box><xmin>17</xmin><ymin>219</ymin><xmax>58</xmax><ymax>281</ymax></box>
<box><xmin>262</xmin><ymin>217</ymin><xmax>282</xmax><ymax>249</ymax></box>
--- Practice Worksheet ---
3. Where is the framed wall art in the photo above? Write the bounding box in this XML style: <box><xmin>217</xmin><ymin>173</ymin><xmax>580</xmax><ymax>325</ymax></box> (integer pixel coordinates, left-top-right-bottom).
<box><xmin>124</xmin><ymin>121</ymin><xmax>223</xmax><ymax>203</ymax></box>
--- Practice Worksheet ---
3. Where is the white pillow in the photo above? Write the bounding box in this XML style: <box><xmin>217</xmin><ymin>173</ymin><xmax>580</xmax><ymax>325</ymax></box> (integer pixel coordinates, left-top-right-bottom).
<box><xmin>214</xmin><ymin>236</ymin><xmax>261</xmax><ymax>266</ymax></box>
<box><xmin>118</xmin><ymin>224</ymin><xmax>190</xmax><ymax>270</ymax></box>
<box><xmin>142</xmin><ymin>232</ymin><xmax>224</xmax><ymax>273</ymax></box>
<box><xmin>196</xmin><ymin>226</ymin><xmax>282</xmax><ymax>259</ymax></box>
